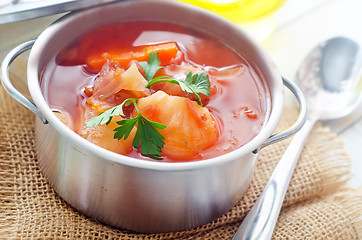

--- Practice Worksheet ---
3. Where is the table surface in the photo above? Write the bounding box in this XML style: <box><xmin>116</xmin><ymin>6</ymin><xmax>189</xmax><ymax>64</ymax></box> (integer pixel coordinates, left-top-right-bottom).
<box><xmin>0</xmin><ymin>0</ymin><xmax>361</xmax><ymax>188</ymax></box>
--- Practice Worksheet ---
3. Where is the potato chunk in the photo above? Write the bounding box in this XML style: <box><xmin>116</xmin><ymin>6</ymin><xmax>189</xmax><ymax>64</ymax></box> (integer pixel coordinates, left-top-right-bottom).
<box><xmin>76</xmin><ymin>105</ymin><xmax>135</xmax><ymax>155</ymax></box>
<box><xmin>136</xmin><ymin>91</ymin><xmax>218</xmax><ymax>159</ymax></box>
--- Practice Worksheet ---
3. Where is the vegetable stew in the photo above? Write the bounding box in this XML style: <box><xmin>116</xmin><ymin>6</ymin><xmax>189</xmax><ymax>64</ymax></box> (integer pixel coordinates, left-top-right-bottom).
<box><xmin>42</xmin><ymin>21</ymin><xmax>270</xmax><ymax>162</ymax></box>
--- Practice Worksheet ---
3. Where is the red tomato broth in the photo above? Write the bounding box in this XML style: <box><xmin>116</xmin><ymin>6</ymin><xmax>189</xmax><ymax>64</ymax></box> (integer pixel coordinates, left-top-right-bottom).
<box><xmin>42</xmin><ymin>21</ymin><xmax>269</xmax><ymax>162</ymax></box>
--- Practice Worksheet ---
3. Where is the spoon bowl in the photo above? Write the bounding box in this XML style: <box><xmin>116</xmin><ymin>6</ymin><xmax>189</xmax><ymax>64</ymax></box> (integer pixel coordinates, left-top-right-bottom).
<box><xmin>296</xmin><ymin>36</ymin><xmax>362</xmax><ymax>120</ymax></box>
<box><xmin>232</xmin><ymin>36</ymin><xmax>362</xmax><ymax>240</ymax></box>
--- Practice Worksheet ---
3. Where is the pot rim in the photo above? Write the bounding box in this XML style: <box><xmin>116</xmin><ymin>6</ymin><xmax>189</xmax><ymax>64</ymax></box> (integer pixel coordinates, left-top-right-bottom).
<box><xmin>27</xmin><ymin>0</ymin><xmax>284</xmax><ymax>171</ymax></box>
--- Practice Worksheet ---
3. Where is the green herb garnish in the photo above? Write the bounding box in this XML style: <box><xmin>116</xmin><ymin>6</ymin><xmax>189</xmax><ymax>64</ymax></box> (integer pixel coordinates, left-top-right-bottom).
<box><xmin>138</xmin><ymin>52</ymin><xmax>164</xmax><ymax>82</ymax></box>
<box><xmin>114</xmin><ymin>98</ymin><xmax>166</xmax><ymax>159</ymax></box>
<box><xmin>146</xmin><ymin>71</ymin><xmax>210</xmax><ymax>106</ymax></box>
<box><xmin>140</xmin><ymin>53</ymin><xmax>211</xmax><ymax>106</ymax></box>
<box><xmin>86</xmin><ymin>51</ymin><xmax>212</xmax><ymax>160</ymax></box>
<box><xmin>86</xmin><ymin>98</ymin><xmax>166</xmax><ymax>160</ymax></box>
<box><xmin>85</xmin><ymin>103</ymin><xmax>126</xmax><ymax>128</ymax></box>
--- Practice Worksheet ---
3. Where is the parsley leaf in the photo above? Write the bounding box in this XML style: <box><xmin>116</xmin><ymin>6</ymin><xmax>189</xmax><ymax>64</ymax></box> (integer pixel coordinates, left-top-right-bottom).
<box><xmin>145</xmin><ymin>75</ymin><xmax>178</xmax><ymax>87</ymax></box>
<box><xmin>138</xmin><ymin>52</ymin><xmax>164</xmax><ymax>82</ymax></box>
<box><xmin>182</xmin><ymin>71</ymin><xmax>211</xmax><ymax>96</ymax></box>
<box><xmin>178</xmin><ymin>71</ymin><xmax>211</xmax><ymax>106</ymax></box>
<box><xmin>140</xmin><ymin>52</ymin><xmax>211</xmax><ymax>106</ymax></box>
<box><xmin>113</xmin><ymin>117</ymin><xmax>137</xmax><ymax>141</ymax></box>
<box><xmin>113</xmin><ymin>98</ymin><xmax>166</xmax><ymax>159</ymax></box>
<box><xmin>129</xmin><ymin>115</ymin><xmax>166</xmax><ymax>160</ymax></box>
<box><xmin>86</xmin><ymin>98</ymin><xmax>166</xmax><ymax>159</ymax></box>
<box><xmin>85</xmin><ymin>103</ymin><xmax>126</xmax><ymax>127</ymax></box>
<box><xmin>146</xmin><ymin>71</ymin><xmax>211</xmax><ymax>106</ymax></box>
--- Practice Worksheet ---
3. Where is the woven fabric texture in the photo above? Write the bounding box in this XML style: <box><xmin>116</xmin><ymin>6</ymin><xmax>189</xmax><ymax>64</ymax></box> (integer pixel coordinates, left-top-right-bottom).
<box><xmin>0</xmin><ymin>80</ymin><xmax>361</xmax><ymax>239</ymax></box>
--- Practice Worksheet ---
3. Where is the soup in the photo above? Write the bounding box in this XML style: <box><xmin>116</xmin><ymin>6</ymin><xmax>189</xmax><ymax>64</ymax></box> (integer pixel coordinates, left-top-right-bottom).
<box><xmin>41</xmin><ymin>21</ymin><xmax>270</xmax><ymax>162</ymax></box>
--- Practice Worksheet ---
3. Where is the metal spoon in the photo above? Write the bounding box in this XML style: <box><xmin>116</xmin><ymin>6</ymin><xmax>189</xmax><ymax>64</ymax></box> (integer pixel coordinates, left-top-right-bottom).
<box><xmin>232</xmin><ymin>36</ymin><xmax>362</xmax><ymax>240</ymax></box>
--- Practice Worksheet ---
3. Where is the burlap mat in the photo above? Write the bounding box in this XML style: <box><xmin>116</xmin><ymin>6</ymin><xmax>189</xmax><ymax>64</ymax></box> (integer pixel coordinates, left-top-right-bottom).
<box><xmin>1</xmin><ymin>67</ymin><xmax>362</xmax><ymax>239</ymax></box>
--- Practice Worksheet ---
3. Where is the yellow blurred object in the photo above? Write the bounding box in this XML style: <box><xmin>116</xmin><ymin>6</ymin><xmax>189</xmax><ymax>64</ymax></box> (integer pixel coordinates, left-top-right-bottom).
<box><xmin>175</xmin><ymin>0</ymin><xmax>287</xmax><ymax>41</ymax></box>
<box><xmin>176</xmin><ymin>0</ymin><xmax>287</xmax><ymax>22</ymax></box>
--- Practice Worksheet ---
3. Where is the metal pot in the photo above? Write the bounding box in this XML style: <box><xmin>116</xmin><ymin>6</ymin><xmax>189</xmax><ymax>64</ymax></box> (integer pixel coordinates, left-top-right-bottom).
<box><xmin>1</xmin><ymin>0</ymin><xmax>307</xmax><ymax>233</ymax></box>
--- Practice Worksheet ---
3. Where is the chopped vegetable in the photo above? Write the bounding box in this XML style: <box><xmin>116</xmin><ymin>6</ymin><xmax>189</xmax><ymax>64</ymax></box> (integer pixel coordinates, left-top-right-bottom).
<box><xmin>244</xmin><ymin>107</ymin><xmax>258</xmax><ymax>119</ymax></box>
<box><xmin>140</xmin><ymin>53</ymin><xmax>211</xmax><ymax>106</ymax></box>
<box><xmin>136</xmin><ymin>91</ymin><xmax>218</xmax><ymax>160</ymax></box>
<box><xmin>149</xmin><ymin>63</ymin><xmax>213</xmax><ymax>106</ymax></box>
<box><xmin>113</xmin><ymin>98</ymin><xmax>166</xmax><ymax>159</ymax></box>
<box><xmin>146</xmin><ymin>71</ymin><xmax>210</xmax><ymax>106</ymax></box>
<box><xmin>138</xmin><ymin>52</ymin><xmax>164</xmax><ymax>82</ymax></box>
<box><xmin>78</xmin><ymin>105</ymin><xmax>134</xmax><ymax>155</ymax></box>
<box><xmin>86</xmin><ymin>61</ymin><xmax>149</xmax><ymax>111</ymax></box>
<box><xmin>86</xmin><ymin>98</ymin><xmax>166</xmax><ymax>160</ymax></box>
<box><xmin>86</xmin><ymin>42</ymin><xmax>181</xmax><ymax>71</ymax></box>
<box><xmin>85</xmin><ymin>103</ymin><xmax>125</xmax><ymax>128</ymax></box>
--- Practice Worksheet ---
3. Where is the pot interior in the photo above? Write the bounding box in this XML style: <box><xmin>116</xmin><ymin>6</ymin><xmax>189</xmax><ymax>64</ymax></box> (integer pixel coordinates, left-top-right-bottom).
<box><xmin>28</xmin><ymin>0</ymin><xmax>283</xmax><ymax>167</ymax></box>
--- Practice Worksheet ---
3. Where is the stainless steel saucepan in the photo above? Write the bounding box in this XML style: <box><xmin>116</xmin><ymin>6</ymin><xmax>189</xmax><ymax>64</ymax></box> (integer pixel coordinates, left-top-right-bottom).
<box><xmin>1</xmin><ymin>0</ymin><xmax>306</xmax><ymax>233</ymax></box>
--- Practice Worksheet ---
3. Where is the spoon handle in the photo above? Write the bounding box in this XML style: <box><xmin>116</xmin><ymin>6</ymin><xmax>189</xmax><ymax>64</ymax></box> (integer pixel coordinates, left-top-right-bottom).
<box><xmin>232</xmin><ymin>117</ymin><xmax>316</xmax><ymax>240</ymax></box>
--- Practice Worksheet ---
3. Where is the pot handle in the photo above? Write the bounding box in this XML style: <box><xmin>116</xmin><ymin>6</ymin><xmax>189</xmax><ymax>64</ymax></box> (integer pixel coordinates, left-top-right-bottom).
<box><xmin>1</xmin><ymin>40</ymin><xmax>48</xmax><ymax>124</ymax></box>
<box><xmin>261</xmin><ymin>76</ymin><xmax>307</xmax><ymax>149</ymax></box>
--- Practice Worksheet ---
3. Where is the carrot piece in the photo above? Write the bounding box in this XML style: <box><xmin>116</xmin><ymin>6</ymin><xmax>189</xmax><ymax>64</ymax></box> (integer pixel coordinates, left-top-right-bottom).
<box><xmin>86</xmin><ymin>42</ymin><xmax>182</xmax><ymax>71</ymax></box>
<box><xmin>144</xmin><ymin>42</ymin><xmax>180</xmax><ymax>64</ymax></box>
<box><xmin>244</xmin><ymin>107</ymin><xmax>258</xmax><ymax>119</ymax></box>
